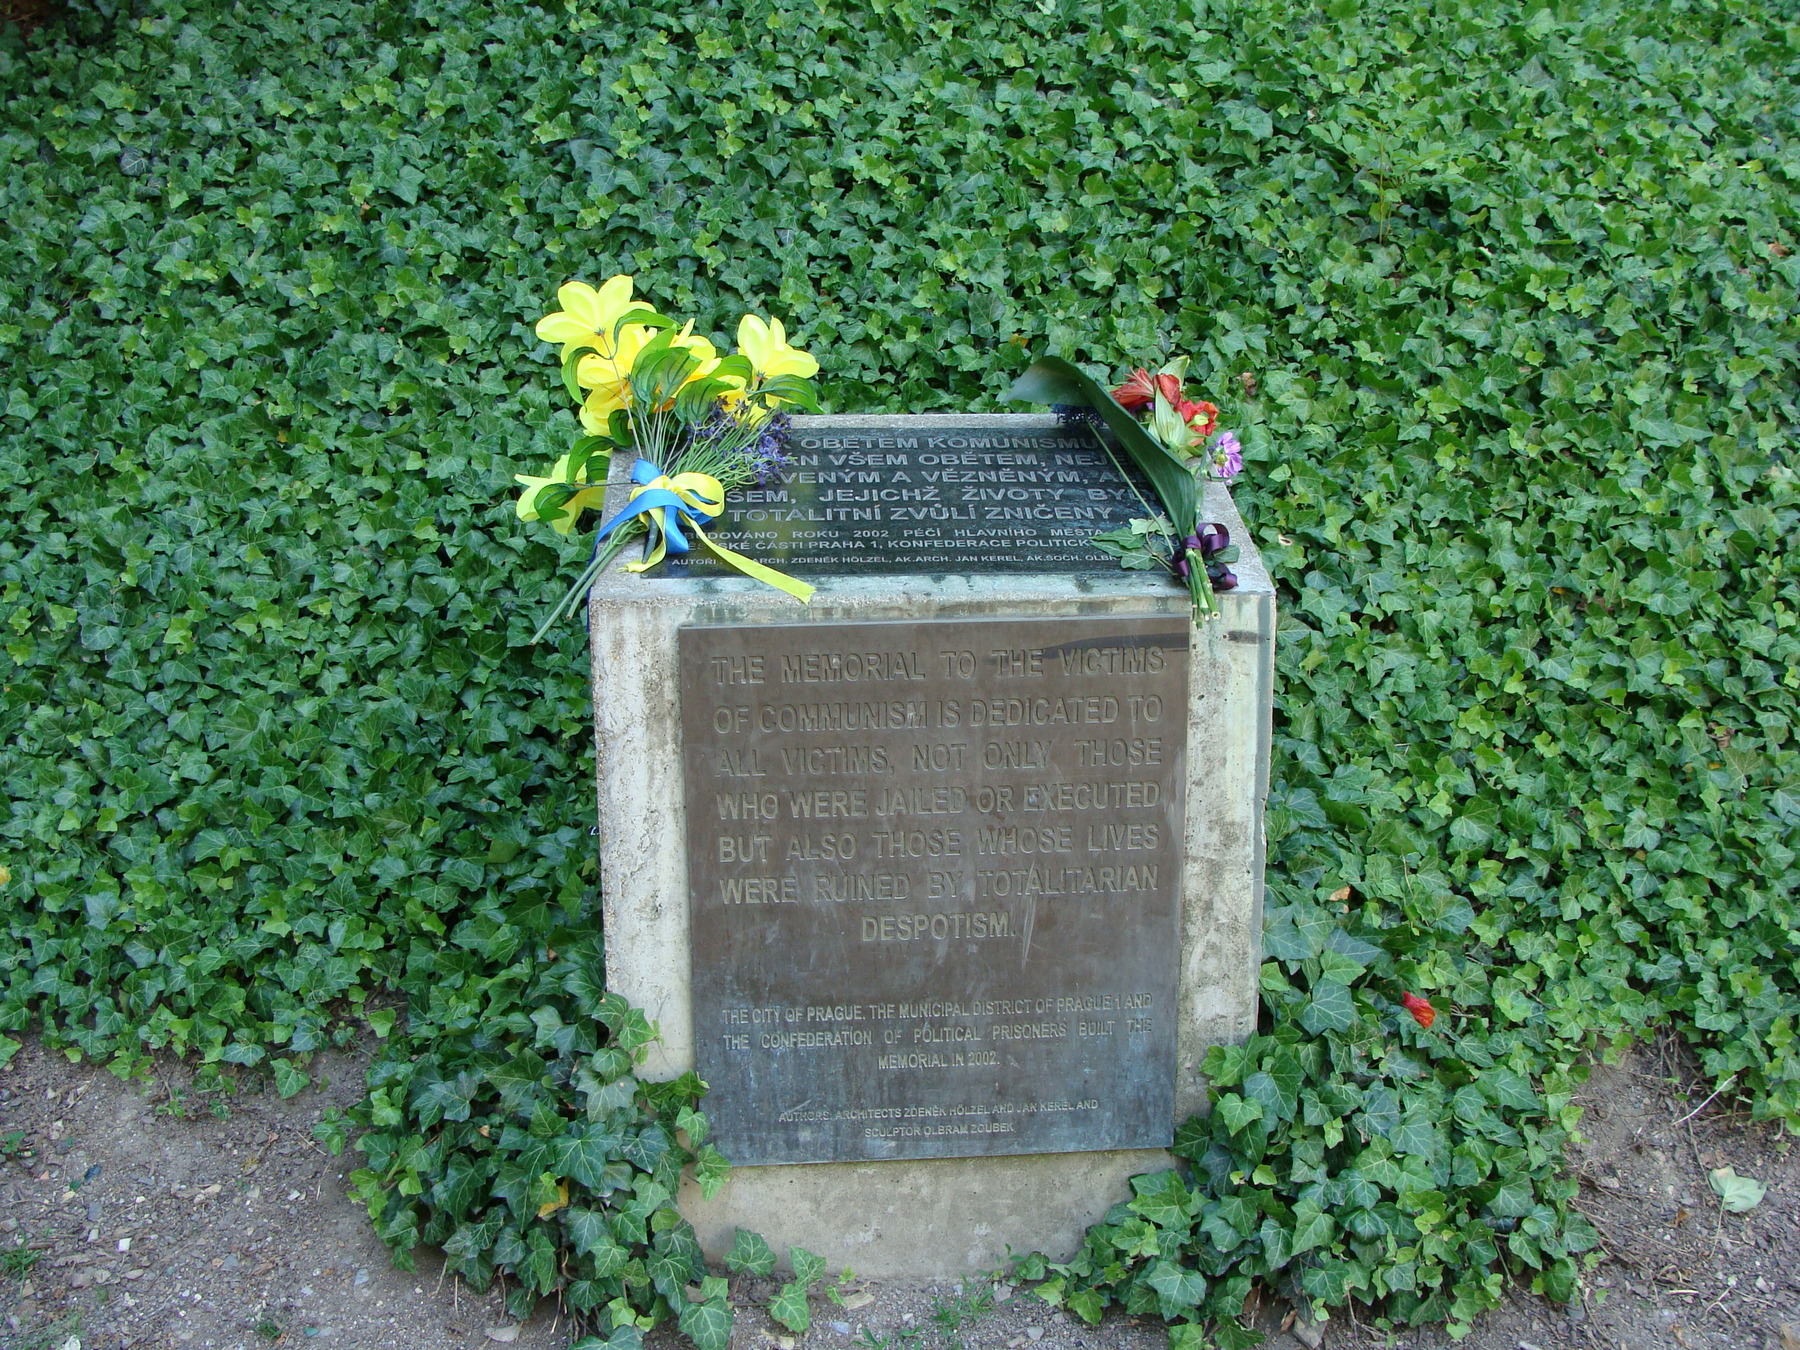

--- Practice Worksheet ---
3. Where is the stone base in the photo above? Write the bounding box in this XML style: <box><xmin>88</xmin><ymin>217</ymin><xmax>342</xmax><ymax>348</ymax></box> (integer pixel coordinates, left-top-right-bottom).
<box><xmin>677</xmin><ymin>1149</ymin><xmax>1169</xmax><ymax>1280</ymax></box>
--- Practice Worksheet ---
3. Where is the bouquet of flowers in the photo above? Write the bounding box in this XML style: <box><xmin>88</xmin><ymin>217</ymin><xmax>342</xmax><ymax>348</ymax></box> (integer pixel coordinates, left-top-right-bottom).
<box><xmin>515</xmin><ymin>275</ymin><xmax>821</xmax><ymax>639</ymax></box>
<box><xmin>1008</xmin><ymin>354</ymin><xmax>1243</xmax><ymax>621</ymax></box>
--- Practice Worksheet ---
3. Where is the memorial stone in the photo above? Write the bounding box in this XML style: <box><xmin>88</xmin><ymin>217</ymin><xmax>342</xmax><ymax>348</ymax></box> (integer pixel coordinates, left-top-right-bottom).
<box><xmin>590</xmin><ymin>414</ymin><xmax>1273</xmax><ymax>1277</ymax></box>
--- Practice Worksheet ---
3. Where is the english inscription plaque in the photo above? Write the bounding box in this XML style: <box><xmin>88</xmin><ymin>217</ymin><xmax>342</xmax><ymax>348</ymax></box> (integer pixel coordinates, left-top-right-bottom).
<box><xmin>682</xmin><ymin>615</ymin><xmax>1187</xmax><ymax>1165</ymax></box>
<box><xmin>658</xmin><ymin>418</ymin><xmax>1158</xmax><ymax>577</ymax></box>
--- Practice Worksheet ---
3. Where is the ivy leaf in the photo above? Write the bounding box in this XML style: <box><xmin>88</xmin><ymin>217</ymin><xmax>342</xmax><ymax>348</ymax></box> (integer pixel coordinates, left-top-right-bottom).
<box><xmin>413</xmin><ymin>1071</ymin><xmax>481</xmax><ymax>1127</ymax></box>
<box><xmin>1128</xmin><ymin>1170</ymin><xmax>1192</xmax><ymax>1230</ymax></box>
<box><xmin>1391</xmin><ymin>1107</ymin><xmax>1442</xmax><ymax>1160</ymax></box>
<box><xmin>692</xmin><ymin>1145</ymin><xmax>731</xmax><ymax>1200</ymax></box>
<box><xmin>1710</xmin><ymin>1167</ymin><xmax>1766</xmax><ymax>1213</ymax></box>
<box><xmin>769</xmin><ymin>1282</ymin><xmax>812</xmax><ymax>1334</ymax></box>
<box><xmin>1066</xmin><ymin>1288</ymin><xmax>1106</xmax><ymax>1325</ymax></box>
<box><xmin>573</xmin><ymin>1328</ymin><xmax>644</xmax><ymax>1350</ymax></box>
<box><xmin>679</xmin><ymin>1293</ymin><xmax>733</xmax><ymax>1350</ymax></box>
<box><xmin>1478</xmin><ymin>1068</ymin><xmax>1539</xmax><ymax>1112</ymax></box>
<box><xmin>576</xmin><ymin>1067</ymin><xmax>638</xmax><ymax>1121</ymax></box>
<box><xmin>566</xmin><ymin>1207</ymin><xmax>627</xmax><ymax>1271</ymax></box>
<box><xmin>619</xmin><ymin>1123</ymin><xmax>669</xmax><ymax>1172</ymax></box>
<box><xmin>790</xmin><ymin>1245</ymin><xmax>826</xmax><ymax>1289</ymax></box>
<box><xmin>432</xmin><ymin>1159</ymin><xmax>486</xmax><ymax>1219</ymax></box>
<box><xmin>1216</xmin><ymin>1094</ymin><xmax>1263</xmax><ymax>1134</ymax></box>
<box><xmin>487</xmin><ymin>1052</ymin><xmax>548</xmax><ymax>1116</ymax></box>
<box><xmin>1145</xmin><ymin>1259</ymin><xmax>1206</xmax><ymax>1310</ymax></box>
<box><xmin>1262</xmin><ymin>905</ymin><xmax>1332</xmax><ymax>962</ymax></box>
<box><xmin>1485</xmin><ymin>1175</ymin><xmax>1537</xmax><ymax>1218</ymax></box>
<box><xmin>557</xmin><ymin>1121</ymin><xmax>624</xmax><ymax>1189</ymax></box>
<box><xmin>675</xmin><ymin>1104</ymin><xmax>710</xmax><ymax>1147</ymax></box>
<box><xmin>1243</xmin><ymin>1048</ymin><xmax>1303</xmax><ymax>1123</ymax></box>
<box><xmin>646</xmin><ymin>1242</ymin><xmax>692</xmax><ymax>1300</ymax></box>
<box><xmin>272</xmin><ymin>1059</ymin><xmax>308</xmax><ymax>1099</ymax></box>
<box><xmin>1299</xmin><ymin>979</ymin><xmax>1357</xmax><ymax>1034</ymax></box>
<box><xmin>1289</xmin><ymin>1203</ymin><xmax>1335</xmax><ymax>1256</ymax></box>
<box><xmin>726</xmin><ymin>1228</ymin><xmax>777</xmax><ymax>1276</ymax></box>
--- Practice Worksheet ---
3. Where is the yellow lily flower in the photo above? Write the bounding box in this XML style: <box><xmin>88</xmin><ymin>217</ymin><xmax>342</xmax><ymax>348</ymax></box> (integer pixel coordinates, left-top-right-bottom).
<box><xmin>515</xmin><ymin>453</ymin><xmax>609</xmax><ymax>535</ymax></box>
<box><xmin>577</xmin><ymin>321</ymin><xmax>725</xmax><ymax>429</ymax></box>
<box><xmin>671</xmin><ymin>320</ymin><xmax>721</xmax><ymax>378</ymax></box>
<box><xmin>575</xmin><ymin>322</ymin><xmax>662</xmax><ymax>430</ymax></box>
<box><xmin>535</xmin><ymin>275</ymin><xmax>661</xmax><ymax>351</ymax></box>
<box><xmin>737</xmin><ymin>314</ymin><xmax>819</xmax><ymax>381</ymax></box>
<box><xmin>540</xmin><ymin>276</ymin><xmax>670</xmax><ymax>430</ymax></box>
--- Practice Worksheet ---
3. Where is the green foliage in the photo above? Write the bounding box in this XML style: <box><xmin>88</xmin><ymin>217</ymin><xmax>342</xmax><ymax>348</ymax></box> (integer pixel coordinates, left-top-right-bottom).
<box><xmin>767</xmin><ymin>1244</ymin><xmax>829</xmax><ymax>1333</ymax></box>
<box><xmin>725</xmin><ymin>1227</ymin><xmax>778</xmax><ymax>1277</ymax></box>
<box><xmin>1028</xmin><ymin>932</ymin><xmax>1602</xmax><ymax>1337</ymax></box>
<box><xmin>348</xmin><ymin>942</ymin><xmax>731</xmax><ymax>1328</ymax></box>
<box><xmin>0</xmin><ymin>0</ymin><xmax>1796</xmax><ymax>1338</ymax></box>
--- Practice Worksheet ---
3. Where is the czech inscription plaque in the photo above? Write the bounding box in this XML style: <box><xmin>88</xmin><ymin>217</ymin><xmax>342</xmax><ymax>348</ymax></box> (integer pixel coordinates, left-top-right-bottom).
<box><xmin>682</xmin><ymin>615</ymin><xmax>1187</xmax><ymax>1165</ymax></box>
<box><xmin>658</xmin><ymin>418</ymin><xmax>1158</xmax><ymax>577</ymax></box>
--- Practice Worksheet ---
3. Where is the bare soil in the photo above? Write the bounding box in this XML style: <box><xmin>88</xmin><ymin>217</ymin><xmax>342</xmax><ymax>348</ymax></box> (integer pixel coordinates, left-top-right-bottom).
<box><xmin>1</xmin><ymin>1038</ymin><xmax>1796</xmax><ymax>1350</ymax></box>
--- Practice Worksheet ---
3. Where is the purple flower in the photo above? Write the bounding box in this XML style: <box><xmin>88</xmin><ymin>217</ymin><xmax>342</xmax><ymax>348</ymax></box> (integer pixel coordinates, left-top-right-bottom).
<box><xmin>749</xmin><ymin>411</ymin><xmax>794</xmax><ymax>484</ymax></box>
<box><xmin>1209</xmin><ymin>430</ymin><xmax>1243</xmax><ymax>481</ymax></box>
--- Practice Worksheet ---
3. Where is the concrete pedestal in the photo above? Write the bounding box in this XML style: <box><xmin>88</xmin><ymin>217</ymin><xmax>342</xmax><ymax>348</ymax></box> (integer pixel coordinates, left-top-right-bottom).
<box><xmin>589</xmin><ymin>415</ymin><xmax>1273</xmax><ymax>1278</ymax></box>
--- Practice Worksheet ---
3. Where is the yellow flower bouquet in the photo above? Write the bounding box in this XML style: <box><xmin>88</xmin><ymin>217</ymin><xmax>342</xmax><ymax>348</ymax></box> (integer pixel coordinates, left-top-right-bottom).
<box><xmin>516</xmin><ymin>275</ymin><xmax>822</xmax><ymax>638</ymax></box>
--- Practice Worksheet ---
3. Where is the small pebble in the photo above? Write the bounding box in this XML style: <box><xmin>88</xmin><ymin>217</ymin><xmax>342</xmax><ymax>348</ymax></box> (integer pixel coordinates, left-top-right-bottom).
<box><xmin>831</xmin><ymin>1322</ymin><xmax>851</xmax><ymax>1336</ymax></box>
<box><xmin>353</xmin><ymin>1268</ymin><xmax>369</xmax><ymax>1286</ymax></box>
<box><xmin>221</xmin><ymin>1253</ymin><xmax>239</xmax><ymax>1271</ymax></box>
<box><xmin>1026</xmin><ymin>1328</ymin><xmax>1044</xmax><ymax>1342</ymax></box>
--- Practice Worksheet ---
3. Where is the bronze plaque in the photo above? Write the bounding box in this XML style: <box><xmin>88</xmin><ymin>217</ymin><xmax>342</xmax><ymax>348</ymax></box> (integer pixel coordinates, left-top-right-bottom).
<box><xmin>656</xmin><ymin>418</ymin><xmax>1159</xmax><ymax>577</ymax></box>
<box><xmin>681</xmin><ymin>615</ymin><xmax>1187</xmax><ymax>1165</ymax></box>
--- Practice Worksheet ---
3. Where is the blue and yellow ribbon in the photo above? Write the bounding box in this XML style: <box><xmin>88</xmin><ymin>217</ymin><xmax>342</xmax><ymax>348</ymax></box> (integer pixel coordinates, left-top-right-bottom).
<box><xmin>591</xmin><ymin>458</ymin><xmax>814</xmax><ymax>603</ymax></box>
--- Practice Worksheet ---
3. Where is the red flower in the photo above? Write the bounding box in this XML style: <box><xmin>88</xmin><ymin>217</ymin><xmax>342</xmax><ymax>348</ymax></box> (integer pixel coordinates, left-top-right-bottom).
<box><xmin>1177</xmin><ymin>399</ymin><xmax>1219</xmax><ymax>437</ymax></box>
<box><xmin>1401</xmin><ymin>993</ymin><xmax>1436</xmax><ymax>1029</ymax></box>
<box><xmin>1111</xmin><ymin>368</ymin><xmax>1157</xmax><ymax>411</ymax></box>
<box><xmin>1112</xmin><ymin>370</ymin><xmax>1189</xmax><ymax>413</ymax></box>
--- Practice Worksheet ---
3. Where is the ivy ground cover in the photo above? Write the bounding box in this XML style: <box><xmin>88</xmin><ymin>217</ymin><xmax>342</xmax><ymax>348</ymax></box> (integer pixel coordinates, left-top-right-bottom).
<box><xmin>1</xmin><ymin>0</ymin><xmax>1797</xmax><ymax>1338</ymax></box>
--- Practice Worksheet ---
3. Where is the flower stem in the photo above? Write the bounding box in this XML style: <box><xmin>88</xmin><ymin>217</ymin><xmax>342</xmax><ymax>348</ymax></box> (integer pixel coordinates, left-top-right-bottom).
<box><xmin>531</xmin><ymin>525</ymin><xmax>641</xmax><ymax>643</ymax></box>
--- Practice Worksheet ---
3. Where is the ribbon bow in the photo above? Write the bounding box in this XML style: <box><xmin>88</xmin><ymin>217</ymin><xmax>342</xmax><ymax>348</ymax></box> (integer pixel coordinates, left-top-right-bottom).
<box><xmin>591</xmin><ymin>458</ymin><xmax>814</xmax><ymax>602</ymax></box>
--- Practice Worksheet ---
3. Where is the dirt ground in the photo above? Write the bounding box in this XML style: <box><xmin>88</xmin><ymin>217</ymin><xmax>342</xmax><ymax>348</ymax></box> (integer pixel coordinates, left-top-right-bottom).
<box><xmin>1</xmin><ymin>1038</ymin><xmax>1796</xmax><ymax>1350</ymax></box>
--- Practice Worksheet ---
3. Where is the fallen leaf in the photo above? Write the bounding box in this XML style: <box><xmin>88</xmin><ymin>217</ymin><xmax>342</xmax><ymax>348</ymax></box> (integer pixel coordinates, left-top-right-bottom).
<box><xmin>1777</xmin><ymin>1322</ymin><xmax>1800</xmax><ymax>1350</ymax></box>
<box><xmin>1709</xmin><ymin>1166</ymin><xmax>1766</xmax><ymax>1213</ymax></box>
<box><xmin>841</xmin><ymin>1291</ymin><xmax>874</xmax><ymax>1310</ymax></box>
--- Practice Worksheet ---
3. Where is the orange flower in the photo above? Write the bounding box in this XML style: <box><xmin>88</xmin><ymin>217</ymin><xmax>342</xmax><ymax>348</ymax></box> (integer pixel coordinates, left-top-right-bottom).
<box><xmin>1401</xmin><ymin>993</ymin><xmax>1436</xmax><ymax>1029</ymax></box>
